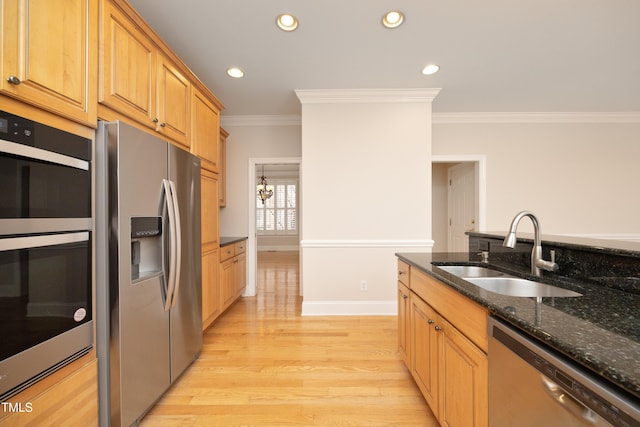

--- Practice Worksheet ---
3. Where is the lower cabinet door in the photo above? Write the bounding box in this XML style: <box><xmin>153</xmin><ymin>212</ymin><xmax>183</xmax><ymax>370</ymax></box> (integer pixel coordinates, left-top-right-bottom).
<box><xmin>410</xmin><ymin>293</ymin><xmax>440</xmax><ymax>416</ymax></box>
<box><xmin>440</xmin><ymin>317</ymin><xmax>488</xmax><ymax>427</ymax></box>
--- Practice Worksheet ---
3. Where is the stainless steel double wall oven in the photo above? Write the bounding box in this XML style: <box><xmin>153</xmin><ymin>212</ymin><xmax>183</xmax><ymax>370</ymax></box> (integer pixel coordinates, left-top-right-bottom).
<box><xmin>0</xmin><ymin>110</ymin><xmax>93</xmax><ymax>400</ymax></box>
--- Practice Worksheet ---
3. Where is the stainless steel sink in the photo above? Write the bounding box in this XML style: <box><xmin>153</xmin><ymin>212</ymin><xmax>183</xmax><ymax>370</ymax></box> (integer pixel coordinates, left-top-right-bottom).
<box><xmin>464</xmin><ymin>277</ymin><xmax>582</xmax><ymax>298</ymax></box>
<box><xmin>436</xmin><ymin>265</ymin><xmax>506</xmax><ymax>278</ymax></box>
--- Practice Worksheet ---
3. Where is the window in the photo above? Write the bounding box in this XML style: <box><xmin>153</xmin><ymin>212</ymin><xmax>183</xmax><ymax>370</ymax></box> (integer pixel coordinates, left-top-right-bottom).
<box><xmin>256</xmin><ymin>179</ymin><xmax>297</xmax><ymax>234</ymax></box>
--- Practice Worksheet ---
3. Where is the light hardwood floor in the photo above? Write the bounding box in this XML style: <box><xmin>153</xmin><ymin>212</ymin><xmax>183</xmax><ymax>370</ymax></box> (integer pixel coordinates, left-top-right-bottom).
<box><xmin>141</xmin><ymin>251</ymin><xmax>437</xmax><ymax>426</ymax></box>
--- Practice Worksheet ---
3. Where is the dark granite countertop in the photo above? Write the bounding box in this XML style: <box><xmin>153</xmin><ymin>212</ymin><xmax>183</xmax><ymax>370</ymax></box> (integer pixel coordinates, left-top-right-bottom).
<box><xmin>396</xmin><ymin>251</ymin><xmax>640</xmax><ymax>400</ymax></box>
<box><xmin>220</xmin><ymin>236</ymin><xmax>247</xmax><ymax>247</ymax></box>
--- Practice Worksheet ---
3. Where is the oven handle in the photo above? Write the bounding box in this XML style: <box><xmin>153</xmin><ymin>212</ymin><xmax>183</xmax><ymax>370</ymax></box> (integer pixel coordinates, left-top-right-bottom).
<box><xmin>0</xmin><ymin>138</ymin><xmax>89</xmax><ymax>170</ymax></box>
<box><xmin>540</xmin><ymin>375</ymin><xmax>599</xmax><ymax>424</ymax></box>
<box><xmin>0</xmin><ymin>231</ymin><xmax>89</xmax><ymax>251</ymax></box>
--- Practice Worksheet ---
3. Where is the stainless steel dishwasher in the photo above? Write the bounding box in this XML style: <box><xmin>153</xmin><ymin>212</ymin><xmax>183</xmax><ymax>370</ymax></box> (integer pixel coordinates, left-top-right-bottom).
<box><xmin>488</xmin><ymin>317</ymin><xmax>640</xmax><ymax>427</ymax></box>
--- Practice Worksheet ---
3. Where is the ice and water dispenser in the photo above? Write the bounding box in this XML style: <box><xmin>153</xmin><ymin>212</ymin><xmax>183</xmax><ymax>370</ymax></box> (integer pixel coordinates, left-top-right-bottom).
<box><xmin>130</xmin><ymin>217</ymin><xmax>163</xmax><ymax>281</ymax></box>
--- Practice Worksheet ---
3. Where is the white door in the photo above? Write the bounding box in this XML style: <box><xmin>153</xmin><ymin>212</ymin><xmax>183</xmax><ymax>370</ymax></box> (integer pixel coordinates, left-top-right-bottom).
<box><xmin>448</xmin><ymin>163</ymin><xmax>477</xmax><ymax>252</ymax></box>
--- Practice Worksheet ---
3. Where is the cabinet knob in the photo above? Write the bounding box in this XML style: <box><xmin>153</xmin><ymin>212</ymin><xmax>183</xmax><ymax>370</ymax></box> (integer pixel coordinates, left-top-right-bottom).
<box><xmin>7</xmin><ymin>75</ymin><xmax>21</xmax><ymax>85</ymax></box>
<box><xmin>153</xmin><ymin>118</ymin><xmax>159</xmax><ymax>123</ymax></box>
<box><xmin>160</xmin><ymin>122</ymin><xmax>166</xmax><ymax>127</ymax></box>
<box><xmin>402</xmin><ymin>294</ymin><xmax>408</xmax><ymax>300</ymax></box>
<box><xmin>434</xmin><ymin>325</ymin><xmax>442</xmax><ymax>331</ymax></box>
<box><xmin>427</xmin><ymin>319</ymin><xmax>435</xmax><ymax>324</ymax></box>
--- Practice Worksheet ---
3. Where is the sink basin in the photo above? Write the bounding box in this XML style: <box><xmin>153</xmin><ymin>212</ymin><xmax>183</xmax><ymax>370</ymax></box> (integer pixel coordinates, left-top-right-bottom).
<box><xmin>436</xmin><ymin>265</ymin><xmax>505</xmax><ymax>278</ymax></box>
<box><xmin>464</xmin><ymin>277</ymin><xmax>582</xmax><ymax>298</ymax></box>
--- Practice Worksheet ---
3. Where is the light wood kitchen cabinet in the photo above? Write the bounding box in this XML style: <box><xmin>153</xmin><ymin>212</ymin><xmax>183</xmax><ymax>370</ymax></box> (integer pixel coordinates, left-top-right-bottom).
<box><xmin>191</xmin><ymin>87</ymin><xmax>221</xmax><ymax>173</ymax></box>
<box><xmin>99</xmin><ymin>0</ymin><xmax>155</xmax><ymax>127</ymax></box>
<box><xmin>100</xmin><ymin>0</ymin><xmax>191</xmax><ymax>148</ymax></box>
<box><xmin>201</xmin><ymin>169</ymin><xmax>220</xmax><ymax>330</ymax></box>
<box><xmin>409</xmin><ymin>292</ymin><xmax>439</xmax><ymax>412</ymax></box>
<box><xmin>400</xmin><ymin>263</ymin><xmax>488</xmax><ymax>427</ymax></box>
<box><xmin>439</xmin><ymin>316</ymin><xmax>488</xmax><ymax>427</ymax></box>
<box><xmin>1</xmin><ymin>0</ymin><xmax>97</xmax><ymax>126</ymax></box>
<box><xmin>219</xmin><ymin>127</ymin><xmax>228</xmax><ymax>207</ymax></box>
<box><xmin>202</xmin><ymin>248</ymin><xmax>221</xmax><ymax>331</ymax></box>
<box><xmin>156</xmin><ymin>54</ymin><xmax>190</xmax><ymax>147</ymax></box>
<box><xmin>201</xmin><ymin>169</ymin><xmax>220</xmax><ymax>253</ymax></box>
<box><xmin>397</xmin><ymin>260</ymin><xmax>411</xmax><ymax>366</ymax></box>
<box><xmin>220</xmin><ymin>240</ymin><xmax>246</xmax><ymax>310</ymax></box>
<box><xmin>0</xmin><ymin>355</ymin><xmax>98</xmax><ymax>426</ymax></box>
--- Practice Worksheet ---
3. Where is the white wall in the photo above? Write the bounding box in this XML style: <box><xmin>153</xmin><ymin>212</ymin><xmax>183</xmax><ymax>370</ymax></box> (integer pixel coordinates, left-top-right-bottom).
<box><xmin>221</xmin><ymin>111</ymin><xmax>640</xmax><ymax>314</ymax></box>
<box><xmin>297</xmin><ymin>89</ymin><xmax>437</xmax><ymax>315</ymax></box>
<box><xmin>432</xmin><ymin>121</ymin><xmax>640</xmax><ymax>236</ymax></box>
<box><xmin>219</xmin><ymin>121</ymin><xmax>302</xmax><ymax>236</ymax></box>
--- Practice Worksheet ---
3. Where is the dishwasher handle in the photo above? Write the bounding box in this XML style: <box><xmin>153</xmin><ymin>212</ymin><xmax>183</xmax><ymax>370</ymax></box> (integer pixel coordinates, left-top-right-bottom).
<box><xmin>540</xmin><ymin>375</ymin><xmax>599</xmax><ymax>425</ymax></box>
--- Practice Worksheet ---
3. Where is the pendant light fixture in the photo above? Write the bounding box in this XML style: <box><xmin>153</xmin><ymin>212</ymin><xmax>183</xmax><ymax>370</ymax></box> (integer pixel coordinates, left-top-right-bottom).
<box><xmin>257</xmin><ymin>165</ymin><xmax>273</xmax><ymax>204</ymax></box>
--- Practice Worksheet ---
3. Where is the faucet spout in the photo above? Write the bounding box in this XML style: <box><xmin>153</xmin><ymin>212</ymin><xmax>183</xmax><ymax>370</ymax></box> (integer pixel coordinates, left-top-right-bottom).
<box><xmin>503</xmin><ymin>211</ymin><xmax>559</xmax><ymax>276</ymax></box>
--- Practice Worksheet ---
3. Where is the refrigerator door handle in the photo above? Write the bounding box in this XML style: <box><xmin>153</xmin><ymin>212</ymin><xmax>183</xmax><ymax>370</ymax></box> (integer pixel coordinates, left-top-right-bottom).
<box><xmin>168</xmin><ymin>179</ymin><xmax>182</xmax><ymax>308</ymax></box>
<box><xmin>162</xmin><ymin>179</ymin><xmax>177</xmax><ymax>311</ymax></box>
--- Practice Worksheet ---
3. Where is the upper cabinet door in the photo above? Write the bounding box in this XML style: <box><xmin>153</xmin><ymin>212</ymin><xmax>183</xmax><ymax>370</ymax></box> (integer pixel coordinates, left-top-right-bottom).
<box><xmin>156</xmin><ymin>55</ymin><xmax>190</xmax><ymax>147</ymax></box>
<box><xmin>99</xmin><ymin>0</ymin><xmax>156</xmax><ymax>128</ymax></box>
<box><xmin>191</xmin><ymin>87</ymin><xmax>220</xmax><ymax>173</ymax></box>
<box><xmin>1</xmin><ymin>0</ymin><xmax>97</xmax><ymax>126</ymax></box>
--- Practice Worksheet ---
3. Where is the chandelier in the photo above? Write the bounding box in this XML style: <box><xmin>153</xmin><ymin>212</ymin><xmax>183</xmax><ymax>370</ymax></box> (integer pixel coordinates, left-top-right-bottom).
<box><xmin>257</xmin><ymin>165</ymin><xmax>273</xmax><ymax>204</ymax></box>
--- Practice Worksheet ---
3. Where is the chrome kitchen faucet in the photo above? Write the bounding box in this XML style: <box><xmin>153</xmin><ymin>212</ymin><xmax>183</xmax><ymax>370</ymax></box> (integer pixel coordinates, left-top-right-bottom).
<box><xmin>503</xmin><ymin>211</ymin><xmax>559</xmax><ymax>276</ymax></box>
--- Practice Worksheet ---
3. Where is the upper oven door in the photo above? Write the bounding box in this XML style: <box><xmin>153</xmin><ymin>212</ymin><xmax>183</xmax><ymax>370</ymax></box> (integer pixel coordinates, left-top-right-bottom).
<box><xmin>0</xmin><ymin>110</ymin><xmax>91</xmax><ymax>235</ymax></box>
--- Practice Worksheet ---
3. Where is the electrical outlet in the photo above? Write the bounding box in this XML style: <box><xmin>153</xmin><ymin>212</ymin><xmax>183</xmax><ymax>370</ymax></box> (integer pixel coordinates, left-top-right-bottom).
<box><xmin>360</xmin><ymin>280</ymin><xmax>368</xmax><ymax>291</ymax></box>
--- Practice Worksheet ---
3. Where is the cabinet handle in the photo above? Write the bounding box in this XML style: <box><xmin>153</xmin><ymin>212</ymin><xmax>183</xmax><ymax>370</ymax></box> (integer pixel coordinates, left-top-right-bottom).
<box><xmin>428</xmin><ymin>319</ymin><xmax>435</xmax><ymax>324</ymax></box>
<box><xmin>7</xmin><ymin>75</ymin><xmax>21</xmax><ymax>85</ymax></box>
<box><xmin>434</xmin><ymin>325</ymin><xmax>442</xmax><ymax>331</ymax></box>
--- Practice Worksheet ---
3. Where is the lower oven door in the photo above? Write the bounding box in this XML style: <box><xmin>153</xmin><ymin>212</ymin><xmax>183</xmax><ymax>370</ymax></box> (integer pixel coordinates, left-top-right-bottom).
<box><xmin>488</xmin><ymin>317</ymin><xmax>639</xmax><ymax>427</ymax></box>
<box><xmin>0</xmin><ymin>231</ymin><xmax>93</xmax><ymax>399</ymax></box>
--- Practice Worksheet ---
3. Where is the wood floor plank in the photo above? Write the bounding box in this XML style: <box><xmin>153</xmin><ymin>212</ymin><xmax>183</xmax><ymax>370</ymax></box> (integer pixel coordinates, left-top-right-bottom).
<box><xmin>140</xmin><ymin>251</ymin><xmax>436</xmax><ymax>426</ymax></box>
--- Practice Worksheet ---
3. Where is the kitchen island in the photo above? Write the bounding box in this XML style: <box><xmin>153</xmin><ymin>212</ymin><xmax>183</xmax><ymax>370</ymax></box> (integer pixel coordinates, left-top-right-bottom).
<box><xmin>398</xmin><ymin>252</ymin><xmax>640</xmax><ymax>398</ymax></box>
<box><xmin>396</xmin><ymin>232</ymin><xmax>640</xmax><ymax>426</ymax></box>
<box><xmin>397</xmin><ymin>233</ymin><xmax>640</xmax><ymax>405</ymax></box>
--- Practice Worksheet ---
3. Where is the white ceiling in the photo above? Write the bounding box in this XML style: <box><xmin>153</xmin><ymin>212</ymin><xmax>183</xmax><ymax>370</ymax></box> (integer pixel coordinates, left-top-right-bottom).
<box><xmin>128</xmin><ymin>0</ymin><xmax>640</xmax><ymax>117</ymax></box>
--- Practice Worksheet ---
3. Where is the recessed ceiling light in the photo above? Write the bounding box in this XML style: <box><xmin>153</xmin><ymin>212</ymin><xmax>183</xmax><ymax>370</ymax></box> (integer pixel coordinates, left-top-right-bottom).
<box><xmin>421</xmin><ymin>64</ymin><xmax>440</xmax><ymax>75</ymax></box>
<box><xmin>382</xmin><ymin>11</ymin><xmax>404</xmax><ymax>28</ymax></box>
<box><xmin>226</xmin><ymin>67</ymin><xmax>244</xmax><ymax>78</ymax></box>
<box><xmin>276</xmin><ymin>13</ymin><xmax>298</xmax><ymax>31</ymax></box>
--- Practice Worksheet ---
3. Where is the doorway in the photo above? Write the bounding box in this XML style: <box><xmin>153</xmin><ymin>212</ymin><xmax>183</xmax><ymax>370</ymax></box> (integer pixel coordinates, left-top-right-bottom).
<box><xmin>432</xmin><ymin>155</ymin><xmax>486</xmax><ymax>252</ymax></box>
<box><xmin>247</xmin><ymin>157</ymin><xmax>301</xmax><ymax>298</ymax></box>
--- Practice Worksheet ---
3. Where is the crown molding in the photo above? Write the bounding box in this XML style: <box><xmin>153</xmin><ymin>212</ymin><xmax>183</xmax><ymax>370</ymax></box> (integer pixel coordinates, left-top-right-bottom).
<box><xmin>295</xmin><ymin>88</ymin><xmax>442</xmax><ymax>104</ymax></box>
<box><xmin>221</xmin><ymin>114</ymin><xmax>301</xmax><ymax>127</ymax></box>
<box><xmin>221</xmin><ymin>111</ymin><xmax>640</xmax><ymax>126</ymax></box>
<box><xmin>433</xmin><ymin>112</ymin><xmax>640</xmax><ymax>124</ymax></box>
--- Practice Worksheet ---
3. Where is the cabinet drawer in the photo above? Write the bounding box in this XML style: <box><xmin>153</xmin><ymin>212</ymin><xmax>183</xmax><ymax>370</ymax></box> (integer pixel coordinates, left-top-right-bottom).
<box><xmin>398</xmin><ymin>260</ymin><xmax>410</xmax><ymax>286</ymax></box>
<box><xmin>220</xmin><ymin>244</ymin><xmax>234</xmax><ymax>262</ymax></box>
<box><xmin>234</xmin><ymin>240</ymin><xmax>246</xmax><ymax>254</ymax></box>
<box><xmin>411</xmin><ymin>269</ymin><xmax>488</xmax><ymax>352</ymax></box>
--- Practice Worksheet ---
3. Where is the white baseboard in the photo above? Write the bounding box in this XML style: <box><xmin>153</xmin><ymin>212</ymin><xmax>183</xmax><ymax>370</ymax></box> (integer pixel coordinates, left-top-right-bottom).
<box><xmin>301</xmin><ymin>300</ymin><xmax>397</xmax><ymax>316</ymax></box>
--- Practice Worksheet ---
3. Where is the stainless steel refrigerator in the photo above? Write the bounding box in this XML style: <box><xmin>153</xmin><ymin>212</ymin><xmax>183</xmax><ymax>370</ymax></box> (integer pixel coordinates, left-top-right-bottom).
<box><xmin>95</xmin><ymin>120</ymin><xmax>202</xmax><ymax>427</ymax></box>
